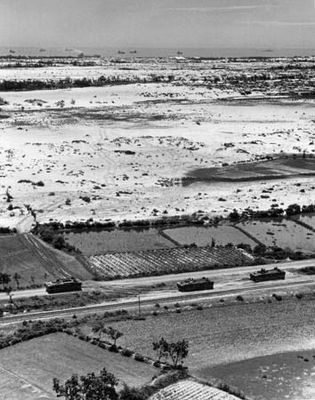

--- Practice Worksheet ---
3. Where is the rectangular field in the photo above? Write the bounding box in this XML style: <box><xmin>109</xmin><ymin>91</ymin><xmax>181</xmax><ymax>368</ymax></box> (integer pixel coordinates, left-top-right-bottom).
<box><xmin>236</xmin><ymin>219</ymin><xmax>315</xmax><ymax>253</ymax></box>
<box><xmin>292</xmin><ymin>213</ymin><xmax>315</xmax><ymax>230</ymax></box>
<box><xmin>0</xmin><ymin>233</ymin><xmax>92</xmax><ymax>287</ymax></box>
<box><xmin>105</xmin><ymin>299</ymin><xmax>315</xmax><ymax>372</ymax></box>
<box><xmin>64</xmin><ymin>228</ymin><xmax>175</xmax><ymax>256</ymax></box>
<box><xmin>162</xmin><ymin>226</ymin><xmax>256</xmax><ymax>247</ymax></box>
<box><xmin>88</xmin><ymin>246</ymin><xmax>254</xmax><ymax>279</ymax></box>
<box><xmin>0</xmin><ymin>333</ymin><xmax>156</xmax><ymax>400</ymax></box>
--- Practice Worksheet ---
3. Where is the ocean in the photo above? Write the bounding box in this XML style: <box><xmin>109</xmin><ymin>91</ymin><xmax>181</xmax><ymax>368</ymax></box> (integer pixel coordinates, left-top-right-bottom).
<box><xmin>0</xmin><ymin>46</ymin><xmax>315</xmax><ymax>58</ymax></box>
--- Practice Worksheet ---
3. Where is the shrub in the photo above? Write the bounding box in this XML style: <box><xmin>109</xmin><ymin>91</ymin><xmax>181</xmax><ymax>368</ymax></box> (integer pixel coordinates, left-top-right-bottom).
<box><xmin>121</xmin><ymin>348</ymin><xmax>133</xmax><ymax>357</ymax></box>
<box><xmin>134</xmin><ymin>353</ymin><xmax>145</xmax><ymax>362</ymax></box>
<box><xmin>286</xmin><ymin>203</ymin><xmax>301</xmax><ymax>216</ymax></box>
<box><xmin>80</xmin><ymin>196</ymin><xmax>91</xmax><ymax>203</ymax></box>
<box><xmin>119</xmin><ymin>385</ymin><xmax>147</xmax><ymax>400</ymax></box>
<box><xmin>236</xmin><ymin>295</ymin><xmax>244</xmax><ymax>302</ymax></box>
<box><xmin>35</xmin><ymin>181</ymin><xmax>45</xmax><ymax>187</ymax></box>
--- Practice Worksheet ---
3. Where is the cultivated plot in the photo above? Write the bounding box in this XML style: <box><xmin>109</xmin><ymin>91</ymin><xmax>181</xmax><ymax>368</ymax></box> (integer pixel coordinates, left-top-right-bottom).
<box><xmin>64</xmin><ymin>228</ymin><xmax>175</xmax><ymax>255</ymax></box>
<box><xmin>0</xmin><ymin>333</ymin><xmax>156</xmax><ymax>400</ymax></box>
<box><xmin>236</xmin><ymin>219</ymin><xmax>315</xmax><ymax>253</ymax></box>
<box><xmin>163</xmin><ymin>226</ymin><xmax>256</xmax><ymax>247</ymax></box>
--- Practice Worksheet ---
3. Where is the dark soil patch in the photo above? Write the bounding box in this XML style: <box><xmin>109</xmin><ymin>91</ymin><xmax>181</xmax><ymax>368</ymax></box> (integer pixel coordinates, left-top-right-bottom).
<box><xmin>183</xmin><ymin>154</ymin><xmax>315</xmax><ymax>185</ymax></box>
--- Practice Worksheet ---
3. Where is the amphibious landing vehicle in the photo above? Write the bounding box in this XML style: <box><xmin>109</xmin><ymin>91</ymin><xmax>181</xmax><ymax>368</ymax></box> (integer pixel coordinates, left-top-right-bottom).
<box><xmin>177</xmin><ymin>277</ymin><xmax>214</xmax><ymax>292</ymax></box>
<box><xmin>45</xmin><ymin>277</ymin><xmax>82</xmax><ymax>294</ymax></box>
<box><xmin>250</xmin><ymin>267</ymin><xmax>286</xmax><ymax>283</ymax></box>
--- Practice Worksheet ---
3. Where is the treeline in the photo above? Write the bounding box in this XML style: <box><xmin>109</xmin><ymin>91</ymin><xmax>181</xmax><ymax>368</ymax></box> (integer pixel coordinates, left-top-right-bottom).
<box><xmin>0</xmin><ymin>226</ymin><xmax>16</xmax><ymax>234</ymax></box>
<box><xmin>228</xmin><ymin>203</ymin><xmax>315</xmax><ymax>221</ymax></box>
<box><xmin>33</xmin><ymin>202</ymin><xmax>315</xmax><ymax>236</ymax></box>
<box><xmin>0</xmin><ymin>61</ymin><xmax>99</xmax><ymax>69</ymax></box>
<box><xmin>0</xmin><ymin>74</ymin><xmax>175</xmax><ymax>92</ymax></box>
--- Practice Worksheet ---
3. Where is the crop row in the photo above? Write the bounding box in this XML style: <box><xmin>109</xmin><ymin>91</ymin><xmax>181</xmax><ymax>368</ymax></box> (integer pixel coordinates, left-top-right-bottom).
<box><xmin>87</xmin><ymin>246</ymin><xmax>253</xmax><ymax>279</ymax></box>
<box><xmin>150</xmin><ymin>380</ymin><xmax>239</xmax><ymax>400</ymax></box>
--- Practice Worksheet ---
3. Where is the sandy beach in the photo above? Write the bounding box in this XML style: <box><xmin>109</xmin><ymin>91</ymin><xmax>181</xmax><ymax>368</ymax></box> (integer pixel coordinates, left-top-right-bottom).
<box><xmin>1</xmin><ymin>58</ymin><xmax>315</xmax><ymax>232</ymax></box>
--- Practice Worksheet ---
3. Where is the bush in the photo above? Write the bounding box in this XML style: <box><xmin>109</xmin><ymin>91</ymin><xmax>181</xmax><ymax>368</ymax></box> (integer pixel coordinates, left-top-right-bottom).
<box><xmin>35</xmin><ymin>181</ymin><xmax>45</xmax><ymax>187</ymax></box>
<box><xmin>119</xmin><ymin>385</ymin><xmax>147</xmax><ymax>400</ymax></box>
<box><xmin>80</xmin><ymin>196</ymin><xmax>91</xmax><ymax>203</ymax></box>
<box><xmin>108</xmin><ymin>344</ymin><xmax>118</xmax><ymax>352</ymax></box>
<box><xmin>236</xmin><ymin>295</ymin><xmax>244</xmax><ymax>302</ymax></box>
<box><xmin>134</xmin><ymin>353</ymin><xmax>144</xmax><ymax>362</ymax></box>
<box><xmin>121</xmin><ymin>348</ymin><xmax>133</xmax><ymax>357</ymax></box>
<box><xmin>286</xmin><ymin>203</ymin><xmax>301</xmax><ymax>216</ymax></box>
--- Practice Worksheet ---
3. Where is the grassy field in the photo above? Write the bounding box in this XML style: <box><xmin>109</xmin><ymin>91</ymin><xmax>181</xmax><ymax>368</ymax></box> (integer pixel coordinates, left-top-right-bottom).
<box><xmin>0</xmin><ymin>333</ymin><xmax>157</xmax><ymax>400</ymax></box>
<box><xmin>202</xmin><ymin>349</ymin><xmax>315</xmax><ymax>400</ymax></box>
<box><xmin>64</xmin><ymin>228</ymin><xmax>175</xmax><ymax>256</ymax></box>
<box><xmin>163</xmin><ymin>225</ymin><xmax>256</xmax><ymax>247</ymax></box>
<box><xmin>104</xmin><ymin>298</ymin><xmax>315</xmax><ymax>373</ymax></box>
<box><xmin>0</xmin><ymin>233</ymin><xmax>92</xmax><ymax>287</ymax></box>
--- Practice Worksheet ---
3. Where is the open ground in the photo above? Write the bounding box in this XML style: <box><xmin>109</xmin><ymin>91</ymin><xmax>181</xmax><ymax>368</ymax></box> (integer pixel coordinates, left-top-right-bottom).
<box><xmin>1</xmin><ymin>55</ymin><xmax>315</xmax><ymax>400</ymax></box>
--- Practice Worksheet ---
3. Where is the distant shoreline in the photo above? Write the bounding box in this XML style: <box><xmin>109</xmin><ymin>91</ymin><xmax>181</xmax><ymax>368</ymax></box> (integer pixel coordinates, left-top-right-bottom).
<box><xmin>1</xmin><ymin>46</ymin><xmax>315</xmax><ymax>58</ymax></box>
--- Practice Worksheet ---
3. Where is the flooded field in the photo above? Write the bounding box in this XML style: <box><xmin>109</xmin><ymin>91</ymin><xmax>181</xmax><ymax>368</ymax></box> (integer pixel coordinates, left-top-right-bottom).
<box><xmin>293</xmin><ymin>213</ymin><xmax>315</xmax><ymax>230</ymax></box>
<box><xmin>236</xmin><ymin>219</ymin><xmax>315</xmax><ymax>253</ymax></box>
<box><xmin>63</xmin><ymin>228</ymin><xmax>175</xmax><ymax>256</ymax></box>
<box><xmin>202</xmin><ymin>350</ymin><xmax>315</xmax><ymax>400</ymax></box>
<box><xmin>162</xmin><ymin>226</ymin><xmax>256</xmax><ymax>247</ymax></box>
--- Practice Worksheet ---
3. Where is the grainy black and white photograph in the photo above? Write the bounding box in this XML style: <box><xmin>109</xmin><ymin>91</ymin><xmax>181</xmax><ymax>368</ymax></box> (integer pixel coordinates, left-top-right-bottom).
<box><xmin>0</xmin><ymin>1</ymin><xmax>315</xmax><ymax>399</ymax></box>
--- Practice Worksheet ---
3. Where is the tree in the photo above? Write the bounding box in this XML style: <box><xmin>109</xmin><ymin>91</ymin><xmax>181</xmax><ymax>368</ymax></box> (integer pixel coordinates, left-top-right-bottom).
<box><xmin>91</xmin><ymin>324</ymin><xmax>123</xmax><ymax>348</ymax></box>
<box><xmin>13</xmin><ymin>272</ymin><xmax>21</xmax><ymax>289</ymax></box>
<box><xmin>152</xmin><ymin>337</ymin><xmax>168</xmax><ymax>362</ymax></box>
<box><xmin>105</xmin><ymin>327</ymin><xmax>123</xmax><ymax>347</ymax></box>
<box><xmin>92</xmin><ymin>321</ymin><xmax>105</xmax><ymax>339</ymax></box>
<box><xmin>52</xmin><ymin>368</ymin><xmax>118</xmax><ymax>400</ymax></box>
<box><xmin>53</xmin><ymin>235</ymin><xmax>66</xmax><ymax>250</ymax></box>
<box><xmin>152</xmin><ymin>338</ymin><xmax>189</xmax><ymax>368</ymax></box>
<box><xmin>119</xmin><ymin>385</ymin><xmax>146</xmax><ymax>400</ymax></box>
<box><xmin>286</xmin><ymin>203</ymin><xmax>301</xmax><ymax>216</ymax></box>
<box><xmin>5</xmin><ymin>286</ymin><xmax>14</xmax><ymax>310</ymax></box>
<box><xmin>0</xmin><ymin>273</ymin><xmax>11</xmax><ymax>290</ymax></box>
<box><xmin>167</xmin><ymin>339</ymin><xmax>189</xmax><ymax>368</ymax></box>
<box><xmin>253</xmin><ymin>244</ymin><xmax>267</xmax><ymax>257</ymax></box>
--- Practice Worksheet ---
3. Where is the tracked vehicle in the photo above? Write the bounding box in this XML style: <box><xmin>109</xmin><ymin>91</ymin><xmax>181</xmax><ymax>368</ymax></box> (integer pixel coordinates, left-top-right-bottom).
<box><xmin>45</xmin><ymin>277</ymin><xmax>82</xmax><ymax>294</ymax></box>
<box><xmin>250</xmin><ymin>267</ymin><xmax>285</xmax><ymax>283</ymax></box>
<box><xmin>177</xmin><ymin>277</ymin><xmax>214</xmax><ymax>292</ymax></box>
